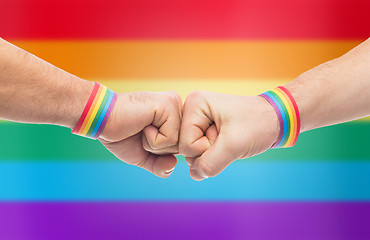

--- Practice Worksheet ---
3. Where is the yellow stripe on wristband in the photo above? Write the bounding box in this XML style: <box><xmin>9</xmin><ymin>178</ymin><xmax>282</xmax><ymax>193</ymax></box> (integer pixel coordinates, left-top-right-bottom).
<box><xmin>273</xmin><ymin>88</ymin><xmax>296</xmax><ymax>147</ymax></box>
<box><xmin>81</xmin><ymin>86</ymin><xmax>107</xmax><ymax>136</ymax></box>
<box><xmin>78</xmin><ymin>84</ymin><xmax>103</xmax><ymax>134</ymax></box>
<box><xmin>260</xmin><ymin>86</ymin><xmax>300</xmax><ymax>148</ymax></box>
<box><xmin>72</xmin><ymin>82</ymin><xmax>117</xmax><ymax>139</ymax></box>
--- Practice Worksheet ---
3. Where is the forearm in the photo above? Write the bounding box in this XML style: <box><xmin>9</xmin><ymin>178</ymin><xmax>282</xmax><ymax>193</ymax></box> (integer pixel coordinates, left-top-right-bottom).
<box><xmin>0</xmin><ymin>38</ymin><xmax>93</xmax><ymax>128</ymax></box>
<box><xmin>285</xmin><ymin>38</ymin><xmax>370</xmax><ymax>132</ymax></box>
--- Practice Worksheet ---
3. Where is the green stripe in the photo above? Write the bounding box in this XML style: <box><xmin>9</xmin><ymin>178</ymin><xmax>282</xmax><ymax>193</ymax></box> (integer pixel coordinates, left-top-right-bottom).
<box><xmin>269</xmin><ymin>90</ymin><xmax>291</xmax><ymax>146</ymax></box>
<box><xmin>0</xmin><ymin>121</ymin><xmax>369</xmax><ymax>161</ymax></box>
<box><xmin>86</xmin><ymin>89</ymin><xmax>111</xmax><ymax>136</ymax></box>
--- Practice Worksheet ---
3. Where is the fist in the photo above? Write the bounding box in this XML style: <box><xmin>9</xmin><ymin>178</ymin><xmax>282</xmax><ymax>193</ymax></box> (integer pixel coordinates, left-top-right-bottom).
<box><xmin>179</xmin><ymin>91</ymin><xmax>280</xmax><ymax>181</ymax></box>
<box><xmin>99</xmin><ymin>91</ymin><xmax>182</xmax><ymax>178</ymax></box>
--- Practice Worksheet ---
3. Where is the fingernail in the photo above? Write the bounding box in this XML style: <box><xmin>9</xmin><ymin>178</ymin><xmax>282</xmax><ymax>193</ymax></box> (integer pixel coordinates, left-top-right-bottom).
<box><xmin>190</xmin><ymin>168</ymin><xmax>208</xmax><ymax>180</ymax></box>
<box><xmin>165</xmin><ymin>167</ymin><xmax>175</xmax><ymax>175</ymax></box>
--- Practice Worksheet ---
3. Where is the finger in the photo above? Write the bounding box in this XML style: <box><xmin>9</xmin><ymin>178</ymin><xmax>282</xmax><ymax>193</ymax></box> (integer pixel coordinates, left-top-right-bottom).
<box><xmin>168</xmin><ymin>91</ymin><xmax>183</xmax><ymax>114</ymax></box>
<box><xmin>143</xmin><ymin>122</ymin><xmax>179</xmax><ymax>150</ymax></box>
<box><xmin>205</xmin><ymin>124</ymin><xmax>218</xmax><ymax>146</ymax></box>
<box><xmin>143</xmin><ymin>154</ymin><xmax>178</xmax><ymax>177</ymax></box>
<box><xmin>100</xmin><ymin>133</ymin><xmax>177</xmax><ymax>178</ymax></box>
<box><xmin>190</xmin><ymin>133</ymin><xmax>239</xmax><ymax>181</ymax></box>
<box><xmin>179</xmin><ymin>92</ymin><xmax>214</xmax><ymax>158</ymax></box>
<box><xmin>142</xmin><ymin>132</ymin><xmax>179</xmax><ymax>155</ymax></box>
<box><xmin>143</xmin><ymin>92</ymin><xmax>182</xmax><ymax>150</ymax></box>
<box><xmin>185</xmin><ymin>157</ymin><xmax>195</xmax><ymax>167</ymax></box>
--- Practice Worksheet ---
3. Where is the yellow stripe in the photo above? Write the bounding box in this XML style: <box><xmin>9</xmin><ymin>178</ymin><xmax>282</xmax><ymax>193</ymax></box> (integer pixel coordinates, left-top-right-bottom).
<box><xmin>98</xmin><ymin>79</ymin><xmax>370</xmax><ymax>124</ymax></box>
<box><xmin>81</xmin><ymin>86</ymin><xmax>107</xmax><ymax>135</ymax></box>
<box><xmin>100</xmin><ymin>79</ymin><xmax>288</xmax><ymax>99</ymax></box>
<box><xmin>273</xmin><ymin>88</ymin><xmax>296</xmax><ymax>147</ymax></box>
<box><xmin>12</xmin><ymin>40</ymin><xmax>360</xmax><ymax>80</ymax></box>
<box><xmin>0</xmin><ymin>78</ymin><xmax>369</xmax><ymax>123</ymax></box>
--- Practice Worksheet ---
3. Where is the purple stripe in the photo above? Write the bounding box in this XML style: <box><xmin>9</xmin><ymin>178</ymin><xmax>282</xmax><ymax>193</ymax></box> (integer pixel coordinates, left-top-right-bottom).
<box><xmin>94</xmin><ymin>92</ymin><xmax>117</xmax><ymax>139</ymax></box>
<box><xmin>0</xmin><ymin>202</ymin><xmax>369</xmax><ymax>240</ymax></box>
<box><xmin>260</xmin><ymin>94</ymin><xmax>283</xmax><ymax>148</ymax></box>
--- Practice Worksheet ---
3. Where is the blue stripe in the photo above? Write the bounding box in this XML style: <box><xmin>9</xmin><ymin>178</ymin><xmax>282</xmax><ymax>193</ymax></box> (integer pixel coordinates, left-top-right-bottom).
<box><xmin>1</xmin><ymin>158</ymin><xmax>369</xmax><ymax>201</ymax></box>
<box><xmin>90</xmin><ymin>90</ymin><xmax>114</xmax><ymax>138</ymax></box>
<box><xmin>263</xmin><ymin>92</ymin><xmax>287</xmax><ymax>147</ymax></box>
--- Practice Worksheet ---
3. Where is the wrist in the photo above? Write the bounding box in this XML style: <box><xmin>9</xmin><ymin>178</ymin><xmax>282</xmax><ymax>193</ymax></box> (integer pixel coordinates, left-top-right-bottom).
<box><xmin>256</xmin><ymin>95</ymin><xmax>281</xmax><ymax>148</ymax></box>
<box><xmin>259</xmin><ymin>86</ymin><xmax>301</xmax><ymax>148</ymax></box>
<box><xmin>284</xmin><ymin>71</ymin><xmax>323</xmax><ymax>133</ymax></box>
<box><xmin>71</xmin><ymin>81</ymin><xmax>118</xmax><ymax>139</ymax></box>
<box><xmin>54</xmin><ymin>77</ymin><xmax>95</xmax><ymax>129</ymax></box>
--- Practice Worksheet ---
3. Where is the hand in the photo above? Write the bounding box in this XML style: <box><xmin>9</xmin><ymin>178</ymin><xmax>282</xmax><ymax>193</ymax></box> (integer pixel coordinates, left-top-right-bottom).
<box><xmin>99</xmin><ymin>91</ymin><xmax>182</xmax><ymax>178</ymax></box>
<box><xmin>179</xmin><ymin>91</ymin><xmax>280</xmax><ymax>181</ymax></box>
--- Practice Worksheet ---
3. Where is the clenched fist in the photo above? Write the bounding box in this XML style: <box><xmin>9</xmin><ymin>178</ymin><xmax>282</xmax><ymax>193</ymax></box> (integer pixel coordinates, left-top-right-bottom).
<box><xmin>179</xmin><ymin>91</ymin><xmax>280</xmax><ymax>181</ymax></box>
<box><xmin>99</xmin><ymin>91</ymin><xmax>182</xmax><ymax>178</ymax></box>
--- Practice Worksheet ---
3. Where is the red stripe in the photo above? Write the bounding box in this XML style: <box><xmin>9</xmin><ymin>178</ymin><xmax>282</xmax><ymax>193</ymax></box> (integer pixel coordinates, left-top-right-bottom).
<box><xmin>72</xmin><ymin>82</ymin><xmax>99</xmax><ymax>133</ymax></box>
<box><xmin>278</xmin><ymin>86</ymin><xmax>301</xmax><ymax>146</ymax></box>
<box><xmin>1</xmin><ymin>0</ymin><xmax>369</xmax><ymax>40</ymax></box>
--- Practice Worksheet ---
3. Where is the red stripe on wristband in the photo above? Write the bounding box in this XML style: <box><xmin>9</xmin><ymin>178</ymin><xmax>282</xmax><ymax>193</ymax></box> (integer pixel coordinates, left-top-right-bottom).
<box><xmin>277</xmin><ymin>86</ymin><xmax>301</xmax><ymax>146</ymax></box>
<box><xmin>260</xmin><ymin>86</ymin><xmax>300</xmax><ymax>148</ymax></box>
<box><xmin>72</xmin><ymin>82</ymin><xmax>117</xmax><ymax>139</ymax></box>
<box><xmin>72</xmin><ymin>82</ymin><xmax>99</xmax><ymax>134</ymax></box>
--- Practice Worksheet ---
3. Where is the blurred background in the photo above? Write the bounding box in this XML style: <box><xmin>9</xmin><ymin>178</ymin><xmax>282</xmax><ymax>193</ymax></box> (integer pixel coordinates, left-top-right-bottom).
<box><xmin>0</xmin><ymin>0</ymin><xmax>369</xmax><ymax>239</ymax></box>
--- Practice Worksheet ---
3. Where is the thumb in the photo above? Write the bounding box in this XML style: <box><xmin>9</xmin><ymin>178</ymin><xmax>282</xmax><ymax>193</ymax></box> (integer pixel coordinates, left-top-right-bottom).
<box><xmin>189</xmin><ymin>133</ymin><xmax>239</xmax><ymax>181</ymax></box>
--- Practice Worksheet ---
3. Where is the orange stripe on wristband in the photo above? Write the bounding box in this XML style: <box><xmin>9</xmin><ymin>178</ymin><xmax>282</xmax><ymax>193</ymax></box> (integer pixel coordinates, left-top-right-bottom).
<box><xmin>78</xmin><ymin>84</ymin><xmax>103</xmax><ymax>135</ymax></box>
<box><xmin>81</xmin><ymin>86</ymin><xmax>107</xmax><ymax>135</ymax></box>
<box><xmin>72</xmin><ymin>82</ymin><xmax>117</xmax><ymax>139</ymax></box>
<box><xmin>260</xmin><ymin>86</ymin><xmax>300</xmax><ymax>148</ymax></box>
<box><xmin>72</xmin><ymin>82</ymin><xmax>100</xmax><ymax>134</ymax></box>
<box><xmin>274</xmin><ymin>88</ymin><xmax>297</xmax><ymax>147</ymax></box>
<box><xmin>278</xmin><ymin>86</ymin><xmax>301</xmax><ymax>147</ymax></box>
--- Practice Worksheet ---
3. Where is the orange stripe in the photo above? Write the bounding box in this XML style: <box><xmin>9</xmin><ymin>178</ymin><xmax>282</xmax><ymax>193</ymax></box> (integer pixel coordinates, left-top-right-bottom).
<box><xmin>12</xmin><ymin>40</ymin><xmax>360</xmax><ymax>80</ymax></box>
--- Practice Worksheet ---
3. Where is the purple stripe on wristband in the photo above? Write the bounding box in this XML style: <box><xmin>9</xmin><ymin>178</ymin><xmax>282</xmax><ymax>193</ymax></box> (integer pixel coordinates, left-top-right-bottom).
<box><xmin>260</xmin><ymin>93</ymin><xmax>283</xmax><ymax>148</ymax></box>
<box><xmin>93</xmin><ymin>93</ymin><xmax>117</xmax><ymax>139</ymax></box>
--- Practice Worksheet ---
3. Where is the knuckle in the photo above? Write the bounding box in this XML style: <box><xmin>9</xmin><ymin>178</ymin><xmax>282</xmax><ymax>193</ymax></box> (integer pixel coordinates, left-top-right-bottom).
<box><xmin>167</xmin><ymin>135</ymin><xmax>179</xmax><ymax>146</ymax></box>
<box><xmin>179</xmin><ymin>141</ymin><xmax>194</xmax><ymax>156</ymax></box>
<box><xmin>168</xmin><ymin>91</ymin><xmax>181</xmax><ymax>100</ymax></box>
<box><xmin>187</xmin><ymin>91</ymin><xmax>205</xmax><ymax>102</ymax></box>
<box><xmin>185</xmin><ymin>91</ymin><xmax>207</xmax><ymax>106</ymax></box>
<box><xmin>164</xmin><ymin>91</ymin><xmax>181</xmax><ymax>104</ymax></box>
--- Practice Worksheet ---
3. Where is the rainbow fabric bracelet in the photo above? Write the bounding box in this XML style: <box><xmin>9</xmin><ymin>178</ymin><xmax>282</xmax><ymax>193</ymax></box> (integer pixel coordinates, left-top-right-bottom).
<box><xmin>72</xmin><ymin>82</ymin><xmax>117</xmax><ymax>139</ymax></box>
<box><xmin>259</xmin><ymin>86</ymin><xmax>300</xmax><ymax>148</ymax></box>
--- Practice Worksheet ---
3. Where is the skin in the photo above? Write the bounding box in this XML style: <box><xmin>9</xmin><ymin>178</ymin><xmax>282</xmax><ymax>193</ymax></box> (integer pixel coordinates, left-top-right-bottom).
<box><xmin>1</xmin><ymin>37</ymin><xmax>369</xmax><ymax>181</ymax></box>
<box><xmin>180</xmin><ymin>37</ymin><xmax>370</xmax><ymax>181</ymax></box>
<box><xmin>0</xmin><ymin>38</ymin><xmax>181</xmax><ymax>178</ymax></box>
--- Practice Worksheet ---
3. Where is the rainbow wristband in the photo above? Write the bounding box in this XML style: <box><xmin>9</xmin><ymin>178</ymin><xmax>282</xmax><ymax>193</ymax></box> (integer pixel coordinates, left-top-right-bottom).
<box><xmin>259</xmin><ymin>86</ymin><xmax>300</xmax><ymax>148</ymax></box>
<box><xmin>72</xmin><ymin>82</ymin><xmax>117</xmax><ymax>139</ymax></box>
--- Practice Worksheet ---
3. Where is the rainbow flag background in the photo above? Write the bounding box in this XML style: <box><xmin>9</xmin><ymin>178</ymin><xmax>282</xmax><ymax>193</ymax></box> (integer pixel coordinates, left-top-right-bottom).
<box><xmin>1</xmin><ymin>0</ymin><xmax>370</xmax><ymax>239</ymax></box>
